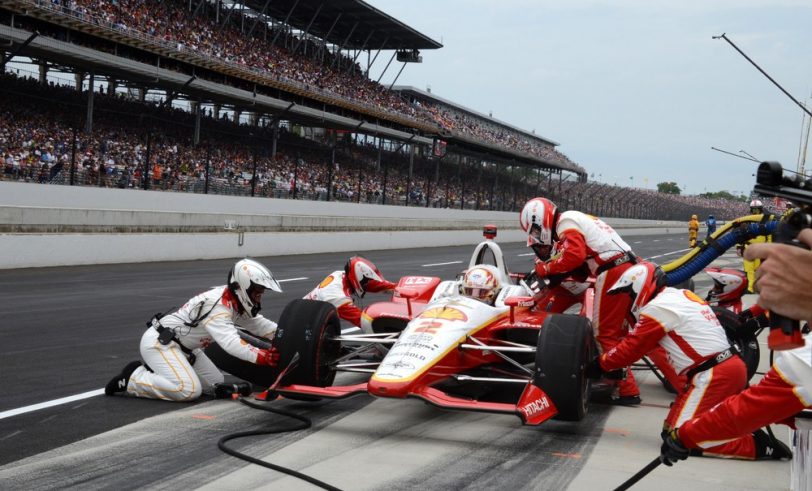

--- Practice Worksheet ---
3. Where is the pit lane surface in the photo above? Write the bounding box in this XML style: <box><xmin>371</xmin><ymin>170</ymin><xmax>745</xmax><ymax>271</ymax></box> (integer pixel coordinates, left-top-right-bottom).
<box><xmin>0</xmin><ymin>234</ymin><xmax>701</xmax><ymax>489</ymax></box>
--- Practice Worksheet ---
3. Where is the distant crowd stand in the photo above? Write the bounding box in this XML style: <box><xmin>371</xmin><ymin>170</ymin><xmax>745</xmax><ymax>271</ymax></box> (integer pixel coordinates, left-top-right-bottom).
<box><xmin>12</xmin><ymin>0</ymin><xmax>579</xmax><ymax>172</ymax></box>
<box><xmin>1</xmin><ymin>72</ymin><xmax>748</xmax><ymax>220</ymax></box>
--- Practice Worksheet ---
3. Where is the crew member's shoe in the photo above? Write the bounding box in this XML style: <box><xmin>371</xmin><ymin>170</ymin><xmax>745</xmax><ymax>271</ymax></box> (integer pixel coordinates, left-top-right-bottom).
<box><xmin>612</xmin><ymin>395</ymin><xmax>642</xmax><ymax>406</ymax></box>
<box><xmin>753</xmin><ymin>428</ymin><xmax>792</xmax><ymax>460</ymax></box>
<box><xmin>105</xmin><ymin>361</ymin><xmax>142</xmax><ymax>396</ymax></box>
<box><xmin>213</xmin><ymin>382</ymin><xmax>252</xmax><ymax>399</ymax></box>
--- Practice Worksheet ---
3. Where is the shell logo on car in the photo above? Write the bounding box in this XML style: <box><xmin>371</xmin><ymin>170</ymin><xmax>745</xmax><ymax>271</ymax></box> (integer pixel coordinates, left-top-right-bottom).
<box><xmin>418</xmin><ymin>306</ymin><xmax>468</xmax><ymax>322</ymax></box>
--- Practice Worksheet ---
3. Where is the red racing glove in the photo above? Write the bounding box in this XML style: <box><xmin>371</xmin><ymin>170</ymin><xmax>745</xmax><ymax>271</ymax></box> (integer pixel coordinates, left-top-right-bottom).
<box><xmin>256</xmin><ymin>347</ymin><xmax>280</xmax><ymax>367</ymax></box>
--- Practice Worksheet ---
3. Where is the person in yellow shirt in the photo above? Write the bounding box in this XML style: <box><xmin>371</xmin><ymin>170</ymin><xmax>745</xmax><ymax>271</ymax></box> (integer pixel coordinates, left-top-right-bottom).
<box><xmin>688</xmin><ymin>214</ymin><xmax>699</xmax><ymax>247</ymax></box>
<box><xmin>736</xmin><ymin>200</ymin><xmax>769</xmax><ymax>293</ymax></box>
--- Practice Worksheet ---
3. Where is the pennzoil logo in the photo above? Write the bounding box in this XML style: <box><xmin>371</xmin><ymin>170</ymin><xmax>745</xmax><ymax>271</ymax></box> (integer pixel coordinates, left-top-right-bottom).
<box><xmin>419</xmin><ymin>307</ymin><xmax>468</xmax><ymax>322</ymax></box>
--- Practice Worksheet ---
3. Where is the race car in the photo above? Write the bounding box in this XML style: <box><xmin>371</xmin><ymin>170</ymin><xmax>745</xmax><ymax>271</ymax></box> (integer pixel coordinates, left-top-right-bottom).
<box><xmin>251</xmin><ymin>233</ymin><xmax>598</xmax><ymax>425</ymax></box>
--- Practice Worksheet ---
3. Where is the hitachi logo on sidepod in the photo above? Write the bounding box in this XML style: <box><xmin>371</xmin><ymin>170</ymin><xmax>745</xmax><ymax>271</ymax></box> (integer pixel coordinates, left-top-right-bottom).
<box><xmin>519</xmin><ymin>396</ymin><xmax>551</xmax><ymax>418</ymax></box>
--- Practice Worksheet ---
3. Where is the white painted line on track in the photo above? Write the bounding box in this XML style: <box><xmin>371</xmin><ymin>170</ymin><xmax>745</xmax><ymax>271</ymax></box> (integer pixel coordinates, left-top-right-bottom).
<box><xmin>0</xmin><ymin>389</ymin><xmax>104</xmax><ymax>420</ymax></box>
<box><xmin>422</xmin><ymin>261</ymin><xmax>463</xmax><ymax>267</ymax></box>
<box><xmin>633</xmin><ymin>241</ymin><xmax>642</xmax><ymax>244</ymax></box>
<box><xmin>517</xmin><ymin>253</ymin><xmax>535</xmax><ymax>257</ymax></box>
<box><xmin>278</xmin><ymin>277</ymin><xmax>308</xmax><ymax>283</ymax></box>
<box><xmin>644</xmin><ymin>248</ymin><xmax>693</xmax><ymax>260</ymax></box>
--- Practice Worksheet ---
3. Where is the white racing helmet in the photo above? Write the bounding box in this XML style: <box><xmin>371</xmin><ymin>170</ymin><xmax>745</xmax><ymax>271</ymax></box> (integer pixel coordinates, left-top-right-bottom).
<box><xmin>519</xmin><ymin>197</ymin><xmax>558</xmax><ymax>260</ymax></box>
<box><xmin>345</xmin><ymin>256</ymin><xmax>387</xmax><ymax>298</ymax></box>
<box><xmin>705</xmin><ymin>267</ymin><xmax>747</xmax><ymax>304</ymax></box>
<box><xmin>461</xmin><ymin>265</ymin><xmax>503</xmax><ymax>304</ymax></box>
<box><xmin>607</xmin><ymin>262</ymin><xmax>665</xmax><ymax>321</ymax></box>
<box><xmin>228</xmin><ymin>258</ymin><xmax>282</xmax><ymax>317</ymax></box>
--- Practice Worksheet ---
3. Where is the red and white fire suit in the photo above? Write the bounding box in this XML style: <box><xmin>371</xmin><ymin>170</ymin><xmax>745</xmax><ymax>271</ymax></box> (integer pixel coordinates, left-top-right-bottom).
<box><xmin>678</xmin><ymin>332</ymin><xmax>811</xmax><ymax>452</ymax></box>
<box><xmin>534</xmin><ymin>211</ymin><xmax>679</xmax><ymax>397</ymax></box>
<box><xmin>127</xmin><ymin>286</ymin><xmax>278</xmax><ymax>401</ymax></box>
<box><xmin>304</xmin><ymin>271</ymin><xmax>395</xmax><ymax>331</ymax></box>
<box><xmin>599</xmin><ymin>287</ymin><xmax>757</xmax><ymax>458</ymax></box>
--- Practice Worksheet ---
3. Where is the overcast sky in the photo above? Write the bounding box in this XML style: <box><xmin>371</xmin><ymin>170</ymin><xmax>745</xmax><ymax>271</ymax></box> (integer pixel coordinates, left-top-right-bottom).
<box><xmin>367</xmin><ymin>0</ymin><xmax>812</xmax><ymax>197</ymax></box>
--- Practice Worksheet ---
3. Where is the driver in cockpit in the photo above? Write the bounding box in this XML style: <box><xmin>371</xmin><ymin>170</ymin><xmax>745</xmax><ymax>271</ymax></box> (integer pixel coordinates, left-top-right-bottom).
<box><xmin>460</xmin><ymin>265</ymin><xmax>503</xmax><ymax>306</ymax></box>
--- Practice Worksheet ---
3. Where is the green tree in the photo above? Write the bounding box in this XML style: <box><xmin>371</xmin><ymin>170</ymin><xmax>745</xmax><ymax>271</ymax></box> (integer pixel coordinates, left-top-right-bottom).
<box><xmin>699</xmin><ymin>190</ymin><xmax>748</xmax><ymax>202</ymax></box>
<box><xmin>657</xmin><ymin>181</ymin><xmax>681</xmax><ymax>194</ymax></box>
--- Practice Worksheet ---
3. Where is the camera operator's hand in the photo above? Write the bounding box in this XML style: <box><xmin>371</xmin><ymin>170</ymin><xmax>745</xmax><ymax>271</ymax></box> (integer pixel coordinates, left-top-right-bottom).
<box><xmin>746</xmin><ymin>229</ymin><xmax>812</xmax><ymax>324</ymax></box>
<box><xmin>660</xmin><ymin>429</ymin><xmax>690</xmax><ymax>466</ymax></box>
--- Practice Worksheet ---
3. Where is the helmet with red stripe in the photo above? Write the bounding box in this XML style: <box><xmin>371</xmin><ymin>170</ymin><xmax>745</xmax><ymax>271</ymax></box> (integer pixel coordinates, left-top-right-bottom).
<box><xmin>345</xmin><ymin>256</ymin><xmax>388</xmax><ymax>298</ymax></box>
<box><xmin>607</xmin><ymin>262</ymin><xmax>665</xmax><ymax>321</ymax></box>
<box><xmin>520</xmin><ymin>197</ymin><xmax>558</xmax><ymax>260</ymax></box>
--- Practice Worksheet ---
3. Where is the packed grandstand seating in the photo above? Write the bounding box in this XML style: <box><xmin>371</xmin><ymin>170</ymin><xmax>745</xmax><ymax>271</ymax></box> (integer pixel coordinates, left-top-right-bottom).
<box><xmin>2</xmin><ymin>70</ymin><xmax>750</xmax><ymax>220</ymax></box>
<box><xmin>15</xmin><ymin>0</ymin><xmax>581</xmax><ymax>171</ymax></box>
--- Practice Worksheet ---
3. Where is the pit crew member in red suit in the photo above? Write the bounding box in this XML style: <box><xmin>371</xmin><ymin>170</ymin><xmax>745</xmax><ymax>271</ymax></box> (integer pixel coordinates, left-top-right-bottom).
<box><xmin>661</xmin><ymin>230</ymin><xmax>812</xmax><ymax>465</ymax></box>
<box><xmin>593</xmin><ymin>262</ymin><xmax>789</xmax><ymax>460</ymax></box>
<box><xmin>520</xmin><ymin>197</ymin><xmax>681</xmax><ymax>404</ymax></box>
<box><xmin>105</xmin><ymin>259</ymin><xmax>282</xmax><ymax>401</ymax></box>
<box><xmin>304</xmin><ymin>256</ymin><xmax>396</xmax><ymax>331</ymax></box>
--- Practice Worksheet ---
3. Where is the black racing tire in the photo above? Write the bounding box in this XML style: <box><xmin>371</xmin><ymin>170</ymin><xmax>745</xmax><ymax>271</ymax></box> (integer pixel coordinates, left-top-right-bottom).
<box><xmin>713</xmin><ymin>306</ymin><xmax>759</xmax><ymax>381</ymax></box>
<box><xmin>274</xmin><ymin>299</ymin><xmax>342</xmax><ymax>388</ymax></box>
<box><xmin>534</xmin><ymin>314</ymin><xmax>595</xmax><ymax>421</ymax></box>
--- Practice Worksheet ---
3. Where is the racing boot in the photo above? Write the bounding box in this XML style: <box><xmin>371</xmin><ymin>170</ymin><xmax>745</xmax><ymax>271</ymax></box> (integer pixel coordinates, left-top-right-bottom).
<box><xmin>104</xmin><ymin>361</ymin><xmax>142</xmax><ymax>396</ymax></box>
<box><xmin>611</xmin><ymin>394</ymin><xmax>642</xmax><ymax>406</ymax></box>
<box><xmin>213</xmin><ymin>382</ymin><xmax>252</xmax><ymax>399</ymax></box>
<box><xmin>753</xmin><ymin>428</ymin><xmax>792</xmax><ymax>460</ymax></box>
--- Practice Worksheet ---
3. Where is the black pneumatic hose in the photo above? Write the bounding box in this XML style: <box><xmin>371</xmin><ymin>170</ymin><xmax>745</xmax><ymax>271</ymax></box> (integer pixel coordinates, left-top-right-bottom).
<box><xmin>217</xmin><ymin>397</ymin><xmax>343</xmax><ymax>491</ymax></box>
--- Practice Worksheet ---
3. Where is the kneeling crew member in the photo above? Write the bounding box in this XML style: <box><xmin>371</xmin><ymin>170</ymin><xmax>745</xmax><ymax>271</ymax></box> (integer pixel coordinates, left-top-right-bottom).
<box><xmin>105</xmin><ymin>258</ymin><xmax>282</xmax><ymax>401</ymax></box>
<box><xmin>592</xmin><ymin>262</ymin><xmax>781</xmax><ymax>459</ymax></box>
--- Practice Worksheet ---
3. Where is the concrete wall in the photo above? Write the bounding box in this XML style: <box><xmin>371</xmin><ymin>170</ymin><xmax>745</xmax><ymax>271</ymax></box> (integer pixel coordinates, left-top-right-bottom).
<box><xmin>0</xmin><ymin>181</ymin><xmax>689</xmax><ymax>269</ymax></box>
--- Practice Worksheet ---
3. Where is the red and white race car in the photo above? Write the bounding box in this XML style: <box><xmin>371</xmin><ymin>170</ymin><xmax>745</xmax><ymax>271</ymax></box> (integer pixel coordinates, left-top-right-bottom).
<box><xmin>266</xmin><ymin>235</ymin><xmax>597</xmax><ymax>425</ymax></box>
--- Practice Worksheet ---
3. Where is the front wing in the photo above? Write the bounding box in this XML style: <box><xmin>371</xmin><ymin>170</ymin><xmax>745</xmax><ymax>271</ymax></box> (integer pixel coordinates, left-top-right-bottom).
<box><xmin>275</xmin><ymin>381</ymin><xmax>558</xmax><ymax>425</ymax></box>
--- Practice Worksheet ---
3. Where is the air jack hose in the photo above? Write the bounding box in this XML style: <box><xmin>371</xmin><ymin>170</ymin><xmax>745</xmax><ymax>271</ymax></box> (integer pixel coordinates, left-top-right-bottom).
<box><xmin>217</xmin><ymin>397</ymin><xmax>343</xmax><ymax>491</ymax></box>
<box><xmin>661</xmin><ymin>214</ymin><xmax>778</xmax><ymax>286</ymax></box>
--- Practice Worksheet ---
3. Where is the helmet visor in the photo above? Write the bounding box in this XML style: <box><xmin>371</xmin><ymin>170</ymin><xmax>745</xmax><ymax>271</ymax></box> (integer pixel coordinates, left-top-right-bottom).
<box><xmin>463</xmin><ymin>286</ymin><xmax>491</xmax><ymax>301</ymax></box>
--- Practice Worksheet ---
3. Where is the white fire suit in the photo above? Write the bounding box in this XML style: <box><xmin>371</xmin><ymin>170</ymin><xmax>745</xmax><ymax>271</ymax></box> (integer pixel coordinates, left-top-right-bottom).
<box><xmin>126</xmin><ymin>285</ymin><xmax>278</xmax><ymax>401</ymax></box>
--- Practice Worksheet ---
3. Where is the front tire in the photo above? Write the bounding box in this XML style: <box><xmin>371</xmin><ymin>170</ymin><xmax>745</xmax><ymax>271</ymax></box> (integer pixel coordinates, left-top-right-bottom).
<box><xmin>534</xmin><ymin>314</ymin><xmax>594</xmax><ymax>421</ymax></box>
<box><xmin>274</xmin><ymin>299</ymin><xmax>342</xmax><ymax>387</ymax></box>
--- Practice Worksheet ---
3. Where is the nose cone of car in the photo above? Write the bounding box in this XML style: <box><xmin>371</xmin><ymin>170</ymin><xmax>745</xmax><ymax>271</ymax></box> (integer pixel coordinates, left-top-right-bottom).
<box><xmin>367</xmin><ymin>377</ymin><xmax>413</xmax><ymax>398</ymax></box>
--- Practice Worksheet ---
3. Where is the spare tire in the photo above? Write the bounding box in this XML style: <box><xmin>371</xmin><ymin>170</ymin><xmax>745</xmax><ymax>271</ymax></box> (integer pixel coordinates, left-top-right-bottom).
<box><xmin>713</xmin><ymin>306</ymin><xmax>759</xmax><ymax>381</ymax></box>
<box><xmin>274</xmin><ymin>299</ymin><xmax>342</xmax><ymax>387</ymax></box>
<box><xmin>534</xmin><ymin>314</ymin><xmax>595</xmax><ymax>421</ymax></box>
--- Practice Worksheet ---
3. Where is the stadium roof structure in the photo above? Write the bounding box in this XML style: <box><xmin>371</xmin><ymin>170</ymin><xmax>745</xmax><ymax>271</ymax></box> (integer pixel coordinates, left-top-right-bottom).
<box><xmin>241</xmin><ymin>0</ymin><xmax>443</xmax><ymax>50</ymax></box>
<box><xmin>393</xmin><ymin>85</ymin><xmax>559</xmax><ymax>147</ymax></box>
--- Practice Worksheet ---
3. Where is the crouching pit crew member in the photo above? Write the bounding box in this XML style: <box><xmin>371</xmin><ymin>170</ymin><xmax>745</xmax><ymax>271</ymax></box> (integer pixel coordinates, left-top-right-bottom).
<box><xmin>105</xmin><ymin>258</ymin><xmax>282</xmax><ymax>401</ymax></box>
<box><xmin>660</xmin><ymin>229</ymin><xmax>812</xmax><ymax>466</ymax></box>
<box><xmin>520</xmin><ymin>197</ymin><xmax>682</xmax><ymax>404</ymax></box>
<box><xmin>590</xmin><ymin>262</ymin><xmax>789</xmax><ymax>460</ymax></box>
<box><xmin>304</xmin><ymin>256</ymin><xmax>396</xmax><ymax>332</ymax></box>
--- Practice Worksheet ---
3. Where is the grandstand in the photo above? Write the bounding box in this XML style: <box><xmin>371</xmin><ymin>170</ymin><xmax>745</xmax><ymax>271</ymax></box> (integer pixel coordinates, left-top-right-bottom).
<box><xmin>0</xmin><ymin>0</ymin><xmax>747</xmax><ymax>219</ymax></box>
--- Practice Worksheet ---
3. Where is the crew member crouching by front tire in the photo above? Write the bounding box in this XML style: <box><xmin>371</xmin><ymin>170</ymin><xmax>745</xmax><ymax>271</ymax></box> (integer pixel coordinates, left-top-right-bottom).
<box><xmin>105</xmin><ymin>259</ymin><xmax>282</xmax><ymax>401</ymax></box>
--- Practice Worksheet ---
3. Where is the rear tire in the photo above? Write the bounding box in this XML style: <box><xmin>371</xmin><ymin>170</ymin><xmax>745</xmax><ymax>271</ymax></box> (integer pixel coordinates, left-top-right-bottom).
<box><xmin>713</xmin><ymin>306</ymin><xmax>759</xmax><ymax>381</ymax></box>
<box><xmin>534</xmin><ymin>314</ymin><xmax>594</xmax><ymax>421</ymax></box>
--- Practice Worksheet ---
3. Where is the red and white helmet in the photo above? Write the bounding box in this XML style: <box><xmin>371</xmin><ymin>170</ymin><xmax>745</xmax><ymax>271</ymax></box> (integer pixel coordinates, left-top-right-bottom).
<box><xmin>749</xmin><ymin>199</ymin><xmax>764</xmax><ymax>213</ymax></box>
<box><xmin>461</xmin><ymin>265</ymin><xmax>502</xmax><ymax>304</ymax></box>
<box><xmin>607</xmin><ymin>262</ymin><xmax>664</xmax><ymax>321</ymax></box>
<box><xmin>705</xmin><ymin>267</ymin><xmax>747</xmax><ymax>304</ymax></box>
<box><xmin>228</xmin><ymin>258</ymin><xmax>282</xmax><ymax>317</ymax></box>
<box><xmin>520</xmin><ymin>198</ymin><xmax>558</xmax><ymax>259</ymax></box>
<box><xmin>345</xmin><ymin>256</ymin><xmax>387</xmax><ymax>297</ymax></box>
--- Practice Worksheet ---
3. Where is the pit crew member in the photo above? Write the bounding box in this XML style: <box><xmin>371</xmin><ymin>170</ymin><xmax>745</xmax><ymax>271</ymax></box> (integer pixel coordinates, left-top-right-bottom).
<box><xmin>737</xmin><ymin>199</ymin><xmax>769</xmax><ymax>293</ymax></box>
<box><xmin>304</xmin><ymin>256</ymin><xmax>396</xmax><ymax>331</ymax></box>
<box><xmin>520</xmin><ymin>197</ymin><xmax>681</xmax><ymax>404</ymax></box>
<box><xmin>661</xmin><ymin>229</ymin><xmax>812</xmax><ymax>465</ymax></box>
<box><xmin>105</xmin><ymin>258</ymin><xmax>282</xmax><ymax>401</ymax></box>
<box><xmin>593</xmin><ymin>262</ymin><xmax>788</xmax><ymax>460</ymax></box>
<box><xmin>688</xmin><ymin>214</ymin><xmax>699</xmax><ymax>247</ymax></box>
